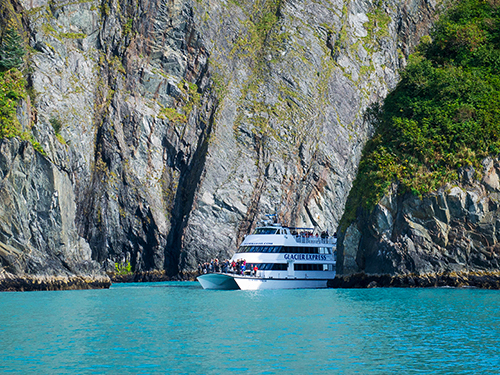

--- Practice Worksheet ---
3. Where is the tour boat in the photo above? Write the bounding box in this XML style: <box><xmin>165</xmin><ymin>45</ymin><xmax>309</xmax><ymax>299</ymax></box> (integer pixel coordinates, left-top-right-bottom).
<box><xmin>197</xmin><ymin>219</ymin><xmax>336</xmax><ymax>290</ymax></box>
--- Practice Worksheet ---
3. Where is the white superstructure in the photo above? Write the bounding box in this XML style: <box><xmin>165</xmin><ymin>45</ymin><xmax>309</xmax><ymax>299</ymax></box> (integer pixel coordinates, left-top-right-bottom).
<box><xmin>197</xmin><ymin>220</ymin><xmax>336</xmax><ymax>290</ymax></box>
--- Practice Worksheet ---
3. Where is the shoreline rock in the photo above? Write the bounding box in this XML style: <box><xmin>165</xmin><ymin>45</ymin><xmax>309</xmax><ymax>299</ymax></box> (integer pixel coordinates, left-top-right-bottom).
<box><xmin>329</xmin><ymin>272</ymin><xmax>500</xmax><ymax>289</ymax></box>
<box><xmin>0</xmin><ymin>272</ymin><xmax>111</xmax><ymax>292</ymax></box>
<box><xmin>109</xmin><ymin>271</ymin><xmax>198</xmax><ymax>283</ymax></box>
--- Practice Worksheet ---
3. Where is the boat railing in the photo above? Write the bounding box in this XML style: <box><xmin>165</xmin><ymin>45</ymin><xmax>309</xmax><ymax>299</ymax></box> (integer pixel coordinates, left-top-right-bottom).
<box><xmin>293</xmin><ymin>236</ymin><xmax>337</xmax><ymax>245</ymax></box>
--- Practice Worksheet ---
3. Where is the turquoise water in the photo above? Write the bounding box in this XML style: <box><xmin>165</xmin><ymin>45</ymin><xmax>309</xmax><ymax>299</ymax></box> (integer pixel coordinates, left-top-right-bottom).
<box><xmin>0</xmin><ymin>283</ymin><xmax>499</xmax><ymax>374</ymax></box>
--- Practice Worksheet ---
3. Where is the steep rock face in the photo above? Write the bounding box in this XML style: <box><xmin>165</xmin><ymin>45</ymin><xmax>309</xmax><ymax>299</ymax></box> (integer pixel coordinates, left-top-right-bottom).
<box><xmin>180</xmin><ymin>0</ymin><xmax>438</xmax><ymax>270</ymax></box>
<box><xmin>1</xmin><ymin>0</ymin><xmax>437</xmax><ymax>282</ymax></box>
<box><xmin>21</xmin><ymin>0</ymin><xmax>216</xmax><ymax>276</ymax></box>
<box><xmin>0</xmin><ymin>138</ymin><xmax>109</xmax><ymax>289</ymax></box>
<box><xmin>336</xmin><ymin>159</ymin><xmax>500</xmax><ymax>287</ymax></box>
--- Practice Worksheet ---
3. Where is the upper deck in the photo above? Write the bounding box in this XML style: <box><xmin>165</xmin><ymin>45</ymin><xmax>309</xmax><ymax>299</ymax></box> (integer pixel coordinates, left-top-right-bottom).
<box><xmin>242</xmin><ymin>223</ymin><xmax>337</xmax><ymax>247</ymax></box>
<box><xmin>294</xmin><ymin>236</ymin><xmax>336</xmax><ymax>245</ymax></box>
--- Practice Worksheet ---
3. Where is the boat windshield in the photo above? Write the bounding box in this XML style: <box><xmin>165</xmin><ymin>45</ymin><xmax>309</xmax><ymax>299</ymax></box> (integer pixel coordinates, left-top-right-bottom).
<box><xmin>254</xmin><ymin>228</ymin><xmax>278</xmax><ymax>234</ymax></box>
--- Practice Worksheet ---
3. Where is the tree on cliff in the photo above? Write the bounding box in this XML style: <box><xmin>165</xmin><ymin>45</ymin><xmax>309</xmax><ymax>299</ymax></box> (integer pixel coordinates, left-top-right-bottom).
<box><xmin>342</xmin><ymin>0</ymin><xmax>500</xmax><ymax>227</ymax></box>
<box><xmin>0</xmin><ymin>28</ymin><xmax>25</xmax><ymax>72</ymax></box>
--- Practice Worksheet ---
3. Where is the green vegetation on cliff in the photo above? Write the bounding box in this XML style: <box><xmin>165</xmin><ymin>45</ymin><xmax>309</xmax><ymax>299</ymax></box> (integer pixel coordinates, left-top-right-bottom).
<box><xmin>0</xmin><ymin>26</ymin><xmax>44</xmax><ymax>154</ymax></box>
<box><xmin>342</xmin><ymin>0</ymin><xmax>500</xmax><ymax>227</ymax></box>
<box><xmin>114</xmin><ymin>261</ymin><xmax>132</xmax><ymax>276</ymax></box>
<box><xmin>0</xmin><ymin>28</ymin><xmax>25</xmax><ymax>72</ymax></box>
<box><xmin>0</xmin><ymin>68</ymin><xmax>26</xmax><ymax>134</ymax></box>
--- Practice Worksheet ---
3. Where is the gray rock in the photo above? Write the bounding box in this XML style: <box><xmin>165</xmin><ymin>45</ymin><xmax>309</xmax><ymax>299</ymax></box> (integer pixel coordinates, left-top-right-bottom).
<box><xmin>0</xmin><ymin>138</ymin><xmax>106</xmax><ymax>283</ymax></box>
<box><xmin>337</xmin><ymin>160</ymin><xmax>500</xmax><ymax>278</ymax></box>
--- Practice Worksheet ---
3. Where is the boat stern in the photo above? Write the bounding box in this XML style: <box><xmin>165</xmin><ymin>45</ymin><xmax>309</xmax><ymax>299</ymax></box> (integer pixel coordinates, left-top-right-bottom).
<box><xmin>197</xmin><ymin>273</ymin><xmax>240</xmax><ymax>290</ymax></box>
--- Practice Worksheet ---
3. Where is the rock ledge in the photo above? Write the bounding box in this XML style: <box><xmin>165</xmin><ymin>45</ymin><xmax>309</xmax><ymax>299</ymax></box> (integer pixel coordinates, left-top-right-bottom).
<box><xmin>329</xmin><ymin>271</ymin><xmax>500</xmax><ymax>289</ymax></box>
<box><xmin>0</xmin><ymin>272</ymin><xmax>111</xmax><ymax>292</ymax></box>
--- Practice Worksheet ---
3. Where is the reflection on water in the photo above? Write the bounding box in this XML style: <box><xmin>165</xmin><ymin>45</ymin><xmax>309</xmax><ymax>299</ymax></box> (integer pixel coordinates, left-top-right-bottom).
<box><xmin>0</xmin><ymin>283</ymin><xmax>499</xmax><ymax>374</ymax></box>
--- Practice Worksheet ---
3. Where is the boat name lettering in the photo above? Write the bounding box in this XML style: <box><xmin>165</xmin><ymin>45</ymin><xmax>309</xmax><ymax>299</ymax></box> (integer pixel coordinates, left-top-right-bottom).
<box><xmin>283</xmin><ymin>254</ymin><xmax>327</xmax><ymax>261</ymax></box>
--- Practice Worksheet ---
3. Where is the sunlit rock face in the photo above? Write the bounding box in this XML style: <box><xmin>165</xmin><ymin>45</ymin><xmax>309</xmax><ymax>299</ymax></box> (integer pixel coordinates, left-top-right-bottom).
<box><xmin>1</xmin><ymin>0</ymin><xmax>436</xmax><ymax>280</ymax></box>
<box><xmin>0</xmin><ymin>138</ymin><xmax>108</xmax><ymax>288</ymax></box>
<box><xmin>337</xmin><ymin>160</ymin><xmax>500</xmax><ymax>282</ymax></box>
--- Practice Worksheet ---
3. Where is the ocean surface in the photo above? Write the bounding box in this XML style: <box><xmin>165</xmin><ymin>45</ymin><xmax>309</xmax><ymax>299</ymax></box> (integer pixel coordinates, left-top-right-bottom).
<box><xmin>0</xmin><ymin>282</ymin><xmax>499</xmax><ymax>374</ymax></box>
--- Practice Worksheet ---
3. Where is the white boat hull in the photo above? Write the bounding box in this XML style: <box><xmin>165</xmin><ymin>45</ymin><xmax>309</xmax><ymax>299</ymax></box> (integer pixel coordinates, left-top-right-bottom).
<box><xmin>197</xmin><ymin>273</ymin><xmax>333</xmax><ymax>290</ymax></box>
<box><xmin>197</xmin><ymin>273</ymin><xmax>239</xmax><ymax>290</ymax></box>
<box><xmin>234</xmin><ymin>276</ymin><xmax>330</xmax><ymax>290</ymax></box>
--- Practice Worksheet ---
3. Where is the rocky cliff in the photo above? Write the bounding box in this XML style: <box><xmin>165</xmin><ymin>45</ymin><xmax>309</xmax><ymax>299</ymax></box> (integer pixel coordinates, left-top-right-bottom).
<box><xmin>0</xmin><ymin>0</ymin><xmax>437</xmax><ymax>288</ymax></box>
<box><xmin>334</xmin><ymin>160</ymin><xmax>500</xmax><ymax>288</ymax></box>
<box><xmin>0</xmin><ymin>138</ymin><xmax>110</xmax><ymax>290</ymax></box>
<box><xmin>333</xmin><ymin>0</ymin><xmax>500</xmax><ymax>289</ymax></box>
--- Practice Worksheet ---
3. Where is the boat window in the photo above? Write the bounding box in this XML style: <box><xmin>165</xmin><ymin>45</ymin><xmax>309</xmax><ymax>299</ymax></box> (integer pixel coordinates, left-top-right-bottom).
<box><xmin>282</xmin><ymin>247</ymin><xmax>327</xmax><ymax>254</ymax></box>
<box><xmin>323</xmin><ymin>264</ymin><xmax>328</xmax><ymax>271</ymax></box>
<box><xmin>241</xmin><ymin>246</ymin><xmax>284</xmax><ymax>253</ymax></box>
<box><xmin>294</xmin><ymin>264</ymin><xmax>325</xmax><ymax>271</ymax></box>
<box><xmin>254</xmin><ymin>228</ymin><xmax>278</xmax><ymax>235</ymax></box>
<box><xmin>252</xmin><ymin>263</ymin><xmax>287</xmax><ymax>270</ymax></box>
